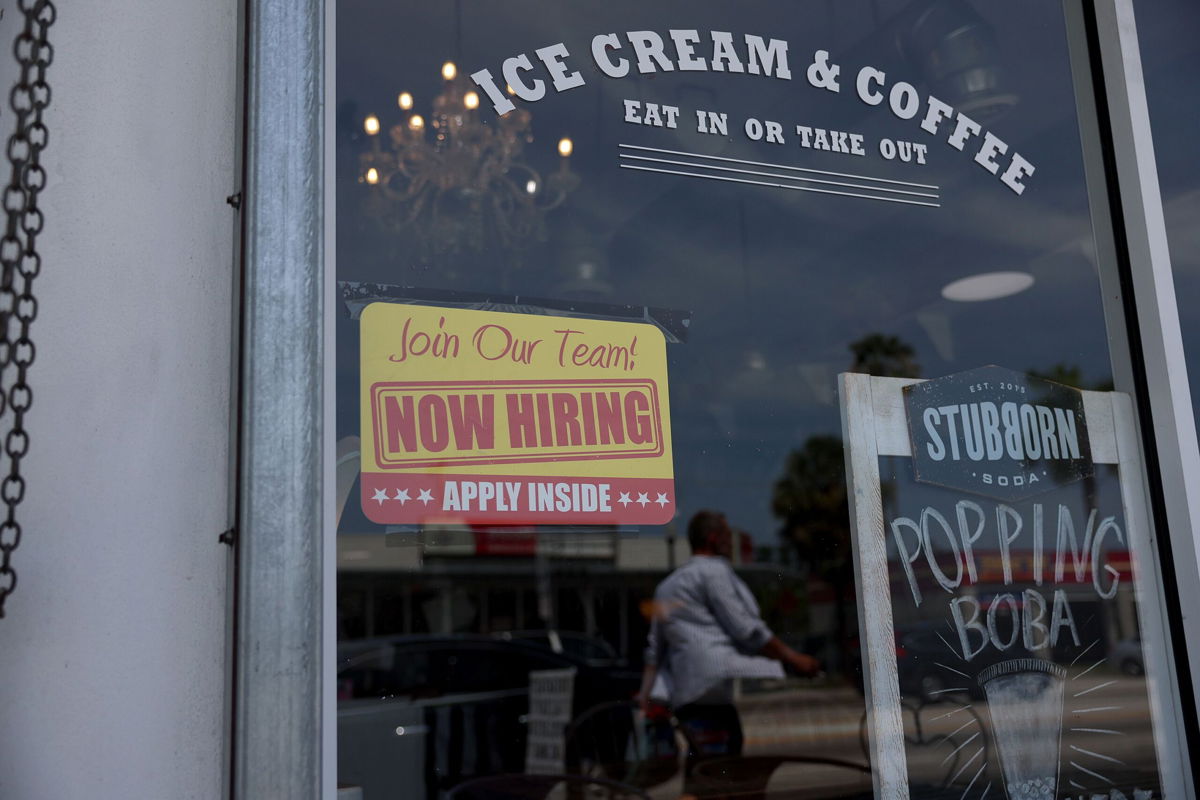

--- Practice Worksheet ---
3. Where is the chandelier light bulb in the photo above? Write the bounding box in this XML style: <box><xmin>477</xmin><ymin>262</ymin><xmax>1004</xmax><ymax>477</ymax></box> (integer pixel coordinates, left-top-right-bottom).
<box><xmin>356</xmin><ymin>69</ymin><xmax>580</xmax><ymax>256</ymax></box>
<box><xmin>506</xmin><ymin>83</ymin><xmax>516</xmax><ymax>95</ymax></box>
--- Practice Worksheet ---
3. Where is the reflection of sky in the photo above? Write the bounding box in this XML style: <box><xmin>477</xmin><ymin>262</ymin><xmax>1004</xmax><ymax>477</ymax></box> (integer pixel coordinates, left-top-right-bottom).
<box><xmin>337</xmin><ymin>0</ymin><xmax>1118</xmax><ymax>542</ymax></box>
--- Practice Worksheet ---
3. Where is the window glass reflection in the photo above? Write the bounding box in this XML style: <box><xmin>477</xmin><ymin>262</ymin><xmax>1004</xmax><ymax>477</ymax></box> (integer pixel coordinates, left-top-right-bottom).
<box><xmin>334</xmin><ymin>2</ymin><xmax>1171</xmax><ymax>798</ymax></box>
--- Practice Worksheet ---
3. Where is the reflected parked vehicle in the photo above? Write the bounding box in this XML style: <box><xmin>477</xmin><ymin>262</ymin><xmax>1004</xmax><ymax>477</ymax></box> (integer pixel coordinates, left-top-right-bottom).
<box><xmin>1112</xmin><ymin>636</ymin><xmax>1144</xmax><ymax>676</ymax></box>
<box><xmin>895</xmin><ymin>624</ymin><xmax>1034</xmax><ymax>703</ymax></box>
<box><xmin>337</xmin><ymin>634</ymin><xmax>639</xmax><ymax>799</ymax></box>
<box><xmin>491</xmin><ymin>629</ymin><xmax>626</xmax><ymax>667</ymax></box>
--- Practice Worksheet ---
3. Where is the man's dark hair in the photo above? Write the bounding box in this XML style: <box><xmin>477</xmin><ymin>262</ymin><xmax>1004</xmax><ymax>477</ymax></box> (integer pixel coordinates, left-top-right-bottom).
<box><xmin>687</xmin><ymin>510</ymin><xmax>728</xmax><ymax>551</ymax></box>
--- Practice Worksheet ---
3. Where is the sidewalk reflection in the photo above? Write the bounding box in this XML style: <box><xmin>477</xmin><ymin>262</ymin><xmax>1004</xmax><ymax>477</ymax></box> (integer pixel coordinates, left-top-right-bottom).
<box><xmin>640</xmin><ymin>675</ymin><xmax>1158</xmax><ymax>799</ymax></box>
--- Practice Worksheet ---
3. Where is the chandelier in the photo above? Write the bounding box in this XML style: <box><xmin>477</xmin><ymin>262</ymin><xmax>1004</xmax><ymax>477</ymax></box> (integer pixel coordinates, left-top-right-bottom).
<box><xmin>359</xmin><ymin>61</ymin><xmax>580</xmax><ymax>263</ymax></box>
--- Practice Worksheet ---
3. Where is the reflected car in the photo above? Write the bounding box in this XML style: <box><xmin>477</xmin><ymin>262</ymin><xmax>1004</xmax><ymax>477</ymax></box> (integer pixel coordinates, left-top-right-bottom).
<box><xmin>895</xmin><ymin>624</ymin><xmax>1034</xmax><ymax>703</ymax></box>
<box><xmin>337</xmin><ymin>634</ymin><xmax>639</xmax><ymax>799</ymax></box>
<box><xmin>491</xmin><ymin>629</ymin><xmax>626</xmax><ymax>667</ymax></box>
<box><xmin>1111</xmin><ymin>636</ymin><xmax>1144</xmax><ymax>676</ymax></box>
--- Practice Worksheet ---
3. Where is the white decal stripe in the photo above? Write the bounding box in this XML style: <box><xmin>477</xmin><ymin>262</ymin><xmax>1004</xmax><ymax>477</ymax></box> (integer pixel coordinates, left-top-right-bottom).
<box><xmin>1070</xmin><ymin>761</ymin><xmax>1113</xmax><ymax>785</ymax></box>
<box><xmin>619</xmin><ymin>142</ymin><xmax>941</xmax><ymax>189</ymax></box>
<box><xmin>619</xmin><ymin>164</ymin><xmax>942</xmax><ymax>208</ymax></box>
<box><xmin>620</xmin><ymin>154</ymin><xmax>941</xmax><ymax>198</ymax></box>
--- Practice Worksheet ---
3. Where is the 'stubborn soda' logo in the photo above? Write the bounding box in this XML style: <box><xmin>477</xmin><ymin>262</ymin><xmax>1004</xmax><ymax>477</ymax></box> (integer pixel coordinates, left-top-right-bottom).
<box><xmin>903</xmin><ymin>365</ymin><xmax>1093</xmax><ymax>501</ymax></box>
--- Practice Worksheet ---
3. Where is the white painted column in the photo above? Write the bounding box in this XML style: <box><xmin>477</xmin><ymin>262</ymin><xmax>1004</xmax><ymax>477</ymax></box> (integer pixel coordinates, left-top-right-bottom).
<box><xmin>0</xmin><ymin>1</ymin><xmax>238</xmax><ymax>798</ymax></box>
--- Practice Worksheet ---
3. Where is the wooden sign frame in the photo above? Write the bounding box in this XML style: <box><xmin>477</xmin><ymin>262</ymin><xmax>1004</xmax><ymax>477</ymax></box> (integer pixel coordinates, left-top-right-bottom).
<box><xmin>838</xmin><ymin>372</ymin><xmax>1189</xmax><ymax>799</ymax></box>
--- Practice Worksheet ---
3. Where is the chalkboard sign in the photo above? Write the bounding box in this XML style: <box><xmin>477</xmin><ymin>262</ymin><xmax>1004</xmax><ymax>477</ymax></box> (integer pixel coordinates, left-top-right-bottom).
<box><xmin>840</xmin><ymin>372</ymin><xmax>1188</xmax><ymax>800</ymax></box>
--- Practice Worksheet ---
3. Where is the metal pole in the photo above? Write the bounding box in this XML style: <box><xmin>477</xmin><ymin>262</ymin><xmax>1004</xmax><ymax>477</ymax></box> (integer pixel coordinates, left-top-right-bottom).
<box><xmin>233</xmin><ymin>0</ymin><xmax>324</xmax><ymax>796</ymax></box>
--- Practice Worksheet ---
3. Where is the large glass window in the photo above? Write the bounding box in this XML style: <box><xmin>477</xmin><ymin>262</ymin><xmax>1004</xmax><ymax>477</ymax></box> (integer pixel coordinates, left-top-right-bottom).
<box><xmin>333</xmin><ymin>2</ymin><xmax>1190</xmax><ymax>797</ymax></box>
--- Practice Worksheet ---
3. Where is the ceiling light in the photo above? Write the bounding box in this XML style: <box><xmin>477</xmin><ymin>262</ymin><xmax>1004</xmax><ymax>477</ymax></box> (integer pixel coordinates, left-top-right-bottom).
<box><xmin>942</xmin><ymin>271</ymin><xmax>1034</xmax><ymax>302</ymax></box>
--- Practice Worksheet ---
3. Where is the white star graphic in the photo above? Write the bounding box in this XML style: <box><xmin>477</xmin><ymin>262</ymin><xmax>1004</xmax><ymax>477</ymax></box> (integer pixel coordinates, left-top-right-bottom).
<box><xmin>636</xmin><ymin>492</ymin><xmax>650</xmax><ymax>508</ymax></box>
<box><xmin>393</xmin><ymin>488</ymin><xmax>410</xmax><ymax>505</ymax></box>
<box><xmin>417</xmin><ymin>488</ymin><xmax>434</xmax><ymax>505</ymax></box>
<box><xmin>654</xmin><ymin>492</ymin><xmax>669</xmax><ymax>507</ymax></box>
<box><xmin>617</xmin><ymin>492</ymin><xmax>632</xmax><ymax>507</ymax></box>
<box><xmin>371</xmin><ymin>488</ymin><xmax>389</xmax><ymax>506</ymax></box>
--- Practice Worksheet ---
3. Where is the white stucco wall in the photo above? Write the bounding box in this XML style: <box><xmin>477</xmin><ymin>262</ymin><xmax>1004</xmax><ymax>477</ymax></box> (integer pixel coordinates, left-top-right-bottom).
<box><xmin>0</xmin><ymin>1</ymin><xmax>239</xmax><ymax>798</ymax></box>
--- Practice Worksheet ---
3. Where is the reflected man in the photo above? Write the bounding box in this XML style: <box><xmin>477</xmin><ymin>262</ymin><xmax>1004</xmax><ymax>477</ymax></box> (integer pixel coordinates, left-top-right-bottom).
<box><xmin>640</xmin><ymin>510</ymin><xmax>818</xmax><ymax>796</ymax></box>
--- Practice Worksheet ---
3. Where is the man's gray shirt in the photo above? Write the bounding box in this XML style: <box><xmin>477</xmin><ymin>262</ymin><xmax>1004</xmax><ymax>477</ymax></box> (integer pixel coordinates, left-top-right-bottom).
<box><xmin>645</xmin><ymin>555</ymin><xmax>784</xmax><ymax>707</ymax></box>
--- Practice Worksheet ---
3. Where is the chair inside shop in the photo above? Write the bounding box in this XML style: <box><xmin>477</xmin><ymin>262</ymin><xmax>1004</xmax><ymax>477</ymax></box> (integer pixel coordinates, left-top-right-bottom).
<box><xmin>564</xmin><ymin>699</ymin><xmax>695</xmax><ymax>789</ymax></box>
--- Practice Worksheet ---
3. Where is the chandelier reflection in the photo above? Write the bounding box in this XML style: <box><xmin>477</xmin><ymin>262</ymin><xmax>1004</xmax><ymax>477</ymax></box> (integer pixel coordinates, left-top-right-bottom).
<box><xmin>359</xmin><ymin>61</ymin><xmax>579</xmax><ymax>262</ymax></box>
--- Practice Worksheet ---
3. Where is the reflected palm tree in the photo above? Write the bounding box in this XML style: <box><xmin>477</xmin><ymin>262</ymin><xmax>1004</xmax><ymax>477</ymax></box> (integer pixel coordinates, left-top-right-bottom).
<box><xmin>772</xmin><ymin>435</ymin><xmax>853</xmax><ymax>670</ymax></box>
<box><xmin>848</xmin><ymin>333</ymin><xmax>921</xmax><ymax>379</ymax></box>
<box><xmin>1027</xmin><ymin>364</ymin><xmax>1111</xmax><ymax>499</ymax></box>
<box><xmin>1027</xmin><ymin>362</ymin><xmax>1113</xmax><ymax>392</ymax></box>
<box><xmin>771</xmin><ymin>334</ymin><xmax>920</xmax><ymax>672</ymax></box>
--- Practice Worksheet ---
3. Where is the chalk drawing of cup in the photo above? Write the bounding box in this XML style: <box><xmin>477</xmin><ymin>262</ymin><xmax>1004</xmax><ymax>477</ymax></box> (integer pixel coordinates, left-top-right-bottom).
<box><xmin>978</xmin><ymin>658</ymin><xmax>1067</xmax><ymax>800</ymax></box>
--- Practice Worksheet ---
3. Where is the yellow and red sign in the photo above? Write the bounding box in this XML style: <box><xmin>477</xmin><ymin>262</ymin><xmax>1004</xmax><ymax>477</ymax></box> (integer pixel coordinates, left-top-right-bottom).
<box><xmin>360</xmin><ymin>303</ymin><xmax>675</xmax><ymax>525</ymax></box>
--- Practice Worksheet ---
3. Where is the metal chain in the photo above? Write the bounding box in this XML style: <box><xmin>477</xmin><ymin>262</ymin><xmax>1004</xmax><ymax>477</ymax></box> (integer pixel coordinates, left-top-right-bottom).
<box><xmin>0</xmin><ymin>0</ymin><xmax>54</xmax><ymax>617</ymax></box>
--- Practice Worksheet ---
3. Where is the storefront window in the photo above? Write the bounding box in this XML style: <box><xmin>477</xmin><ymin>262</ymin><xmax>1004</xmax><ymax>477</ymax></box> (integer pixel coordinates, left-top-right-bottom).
<box><xmin>333</xmin><ymin>2</ymin><xmax>1190</xmax><ymax>797</ymax></box>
